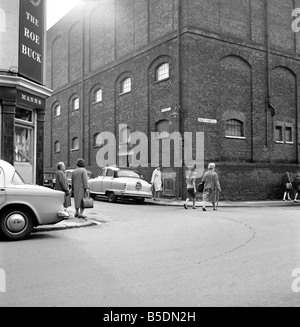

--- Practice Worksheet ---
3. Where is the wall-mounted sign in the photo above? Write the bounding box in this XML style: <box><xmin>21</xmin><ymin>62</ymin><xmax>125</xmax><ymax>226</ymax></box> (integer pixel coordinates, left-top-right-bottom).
<box><xmin>198</xmin><ymin>118</ymin><xmax>217</xmax><ymax>124</ymax></box>
<box><xmin>17</xmin><ymin>89</ymin><xmax>45</xmax><ymax>109</ymax></box>
<box><xmin>19</xmin><ymin>0</ymin><xmax>45</xmax><ymax>84</ymax></box>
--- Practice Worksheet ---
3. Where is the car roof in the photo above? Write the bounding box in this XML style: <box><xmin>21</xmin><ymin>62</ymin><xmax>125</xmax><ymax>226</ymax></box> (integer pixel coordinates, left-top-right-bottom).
<box><xmin>65</xmin><ymin>169</ymin><xmax>93</xmax><ymax>174</ymax></box>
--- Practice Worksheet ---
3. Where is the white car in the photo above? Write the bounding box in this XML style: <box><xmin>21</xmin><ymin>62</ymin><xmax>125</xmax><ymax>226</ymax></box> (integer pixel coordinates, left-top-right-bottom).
<box><xmin>0</xmin><ymin>160</ymin><xmax>69</xmax><ymax>241</ymax></box>
<box><xmin>88</xmin><ymin>166</ymin><xmax>152</xmax><ymax>203</ymax></box>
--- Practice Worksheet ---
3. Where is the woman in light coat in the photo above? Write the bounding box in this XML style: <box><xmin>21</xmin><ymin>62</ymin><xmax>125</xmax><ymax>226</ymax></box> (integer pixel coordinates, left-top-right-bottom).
<box><xmin>71</xmin><ymin>158</ymin><xmax>90</xmax><ymax>218</ymax></box>
<box><xmin>201</xmin><ymin>163</ymin><xmax>221</xmax><ymax>211</ymax></box>
<box><xmin>55</xmin><ymin>161</ymin><xmax>71</xmax><ymax>209</ymax></box>
<box><xmin>151</xmin><ymin>166</ymin><xmax>163</xmax><ymax>200</ymax></box>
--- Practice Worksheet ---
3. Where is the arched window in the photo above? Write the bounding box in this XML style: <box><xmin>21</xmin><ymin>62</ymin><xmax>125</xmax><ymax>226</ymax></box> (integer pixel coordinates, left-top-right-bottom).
<box><xmin>93</xmin><ymin>133</ymin><xmax>103</xmax><ymax>147</ymax></box>
<box><xmin>54</xmin><ymin>141</ymin><xmax>60</xmax><ymax>153</ymax></box>
<box><xmin>120</xmin><ymin>78</ymin><xmax>131</xmax><ymax>94</ymax></box>
<box><xmin>226</xmin><ymin>119</ymin><xmax>244</xmax><ymax>137</ymax></box>
<box><xmin>156</xmin><ymin>63</ymin><xmax>169</xmax><ymax>82</ymax></box>
<box><xmin>155</xmin><ymin>120</ymin><xmax>170</xmax><ymax>139</ymax></box>
<box><xmin>72</xmin><ymin>97</ymin><xmax>80</xmax><ymax>111</ymax></box>
<box><xmin>94</xmin><ymin>89</ymin><xmax>102</xmax><ymax>103</ymax></box>
<box><xmin>71</xmin><ymin>137</ymin><xmax>79</xmax><ymax>151</ymax></box>
<box><xmin>53</xmin><ymin>104</ymin><xmax>61</xmax><ymax>117</ymax></box>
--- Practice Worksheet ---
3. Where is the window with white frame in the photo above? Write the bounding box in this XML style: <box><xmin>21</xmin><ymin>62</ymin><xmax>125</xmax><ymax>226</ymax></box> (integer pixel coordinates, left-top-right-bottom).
<box><xmin>54</xmin><ymin>141</ymin><xmax>60</xmax><ymax>153</ymax></box>
<box><xmin>225</xmin><ymin>119</ymin><xmax>244</xmax><ymax>138</ymax></box>
<box><xmin>285</xmin><ymin>126</ymin><xmax>293</xmax><ymax>143</ymax></box>
<box><xmin>54</xmin><ymin>104</ymin><xmax>61</xmax><ymax>117</ymax></box>
<box><xmin>120</xmin><ymin>78</ymin><xmax>131</xmax><ymax>94</ymax></box>
<box><xmin>73</xmin><ymin>97</ymin><xmax>80</xmax><ymax>110</ymax></box>
<box><xmin>95</xmin><ymin>89</ymin><xmax>102</xmax><ymax>103</ymax></box>
<box><xmin>71</xmin><ymin>137</ymin><xmax>79</xmax><ymax>151</ymax></box>
<box><xmin>275</xmin><ymin>125</ymin><xmax>283</xmax><ymax>142</ymax></box>
<box><xmin>156</xmin><ymin>63</ymin><xmax>169</xmax><ymax>82</ymax></box>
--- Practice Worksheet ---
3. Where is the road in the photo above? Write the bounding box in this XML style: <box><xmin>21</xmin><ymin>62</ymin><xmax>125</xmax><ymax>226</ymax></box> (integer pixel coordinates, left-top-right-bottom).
<box><xmin>1</xmin><ymin>199</ymin><xmax>300</xmax><ymax>307</ymax></box>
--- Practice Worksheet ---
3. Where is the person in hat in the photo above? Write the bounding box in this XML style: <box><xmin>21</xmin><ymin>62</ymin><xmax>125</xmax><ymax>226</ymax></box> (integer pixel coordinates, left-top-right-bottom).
<box><xmin>201</xmin><ymin>163</ymin><xmax>221</xmax><ymax>211</ymax></box>
<box><xmin>151</xmin><ymin>166</ymin><xmax>163</xmax><ymax>200</ymax></box>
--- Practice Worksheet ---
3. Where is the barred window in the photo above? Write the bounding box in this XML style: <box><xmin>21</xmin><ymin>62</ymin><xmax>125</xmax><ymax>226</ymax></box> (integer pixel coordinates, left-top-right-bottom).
<box><xmin>73</xmin><ymin>97</ymin><xmax>80</xmax><ymax>110</ymax></box>
<box><xmin>226</xmin><ymin>119</ymin><xmax>244</xmax><ymax>137</ymax></box>
<box><xmin>156</xmin><ymin>63</ymin><xmax>169</xmax><ymax>82</ymax></box>
<box><xmin>95</xmin><ymin>89</ymin><xmax>102</xmax><ymax>103</ymax></box>
<box><xmin>54</xmin><ymin>141</ymin><xmax>60</xmax><ymax>153</ymax></box>
<box><xmin>120</xmin><ymin>78</ymin><xmax>131</xmax><ymax>94</ymax></box>
<box><xmin>54</xmin><ymin>105</ymin><xmax>61</xmax><ymax>117</ymax></box>
<box><xmin>71</xmin><ymin>137</ymin><xmax>79</xmax><ymax>151</ymax></box>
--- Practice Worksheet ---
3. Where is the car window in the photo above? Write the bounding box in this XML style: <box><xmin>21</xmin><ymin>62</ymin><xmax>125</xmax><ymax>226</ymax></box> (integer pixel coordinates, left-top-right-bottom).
<box><xmin>99</xmin><ymin>169</ymin><xmax>106</xmax><ymax>177</ymax></box>
<box><xmin>106</xmin><ymin>169</ymin><xmax>114</xmax><ymax>177</ymax></box>
<box><xmin>117</xmin><ymin>170</ymin><xmax>144</xmax><ymax>179</ymax></box>
<box><xmin>0</xmin><ymin>168</ymin><xmax>4</xmax><ymax>187</ymax></box>
<box><xmin>11</xmin><ymin>170</ymin><xmax>25</xmax><ymax>184</ymax></box>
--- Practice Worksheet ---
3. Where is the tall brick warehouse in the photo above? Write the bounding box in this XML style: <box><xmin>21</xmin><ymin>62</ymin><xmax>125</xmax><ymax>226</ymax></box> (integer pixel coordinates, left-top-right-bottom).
<box><xmin>45</xmin><ymin>0</ymin><xmax>300</xmax><ymax>200</ymax></box>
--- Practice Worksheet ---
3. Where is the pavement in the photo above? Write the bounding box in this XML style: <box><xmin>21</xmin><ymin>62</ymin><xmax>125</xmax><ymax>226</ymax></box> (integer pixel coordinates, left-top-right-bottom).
<box><xmin>34</xmin><ymin>197</ymin><xmax>300</xmax><ymax>233</ymax></box>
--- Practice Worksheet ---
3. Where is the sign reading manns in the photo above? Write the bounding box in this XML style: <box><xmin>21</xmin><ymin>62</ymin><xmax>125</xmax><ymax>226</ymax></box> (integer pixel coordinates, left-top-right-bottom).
<box><xmin>19</xmin><ymin>0</ymin><xmax>45</xmax><ymax>85</ymax></box>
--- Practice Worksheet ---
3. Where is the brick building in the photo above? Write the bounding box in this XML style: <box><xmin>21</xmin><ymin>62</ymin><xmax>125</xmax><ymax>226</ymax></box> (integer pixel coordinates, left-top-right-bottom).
<box><xmin>45</xmin><ymin>0</ymin><xmax>300</xmax><ymax>200</ymax></box>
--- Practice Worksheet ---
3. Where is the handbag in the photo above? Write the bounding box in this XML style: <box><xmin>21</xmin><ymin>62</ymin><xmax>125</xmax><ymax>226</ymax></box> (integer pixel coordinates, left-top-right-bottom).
<box><xmin>81</xmin><ymin>196</ymin><xmax>94</xmax><ymax>208</ymax></box>
<box><xmin>286</xmin><ymin>182</ymin><xmax>293</xmax><ymax>190</ymax></box>
<box><xmin>197</xmin><ymin>181</ymin><xmax>204</xmax><ymax>193</ymax></box>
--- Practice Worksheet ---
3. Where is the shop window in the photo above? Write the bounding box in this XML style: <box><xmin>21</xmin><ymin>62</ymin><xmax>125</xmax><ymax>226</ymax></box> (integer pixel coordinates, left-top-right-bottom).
<box><xmin>275</xmin><ymin>126</ymin><xmax>283</xmax><ymax>142</ymax></box>
<box><xmin>226</xmin><ymin>119</ymin><xmax>244</xmax><ymax>138</ymax></box>
<box><xmin>54</xmin><ymin>105</ymin><xmax>61</xmax><ymax>117</ymax></box>
<box><xmin>54</xmin><ymin>141</ymin><xmax>60</xmax><ymax>153</ymax></box>
<box><xmin>120</xmin><ymin>78</ymin><xmax>131</xmax><ymax>95</ymax></box>
<box><xmin>155</xmin><ymin>120</ymin><xmax>170</xmax><ymax>139</ymax></box>
<box><xmin>14</xmin><ymin>126</ymin><xmax>33</xmax><ymax>163</ymax></box>
<box><xmin>73</xmin><ymin>97</ymin><xmax>80</xmax><ymax>111</ymax></box>
<box><xmin>156</xmin><ymin>63</ymin><xmax>169</xmax><ymax>82</ymax></box>
<box><xmin>95</xmin><ymin>89</ymin><xmax>103</xmax><ymax>103</ymax></box>
<box><xmin>71</xmin><ymin>137</ymin><xmax>79</xmax><ymax>151</ymax></box>
<box><xmin>15</xmin><ymin>108</ymin><xmax>32</xmax><ymax>122</ymax></box>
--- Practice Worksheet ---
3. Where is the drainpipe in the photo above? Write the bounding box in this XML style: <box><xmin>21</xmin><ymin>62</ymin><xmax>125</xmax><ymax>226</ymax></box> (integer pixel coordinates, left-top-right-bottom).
<box><xmin>265</xmin><ymin>0</ymin><xmax>271</xmax><ymax>149</ymax></box>
<box><xmin>81</xmin><ymin>6</ymin><xmax>86</xmax><ymax>160</ymax></box>
<box><xmin>177</xmin><ymin>0</ymin><xmax>183</xmax><ymax>199</ymax></box>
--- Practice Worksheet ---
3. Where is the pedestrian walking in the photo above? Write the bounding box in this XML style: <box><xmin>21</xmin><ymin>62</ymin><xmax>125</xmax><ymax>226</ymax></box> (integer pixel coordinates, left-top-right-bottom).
<box><xmin>151</xmin><ymin>166</ymin><xmax>163</xmax><ymax>200</ymax></box>
<box><xmin>293</xmin><ymin>173</ymin><xmax>300</xmax><ymax>202</ymax></box>
<box><xmin>201</xmin><ymin>163</ymin><xmax>221</xmax><ymax>211</ymax></box>
<box><xmin>54</xmin><ymin>161</ymin><xmax>71</xmax><ymax>209</ymax></box>
<box><xmin>72</xmin><ymin>158</ymin><xmax>90</xmax><ymax>218</ymax></box>
<box><xmin>282</xmin><ymin>171</ymin><xmax>292</xmax><ymax>201</ymax></box>
<box><xmin>183</xmin><ymin>167</ymin><xmax>197</xmax><ymax>209</ymax></box>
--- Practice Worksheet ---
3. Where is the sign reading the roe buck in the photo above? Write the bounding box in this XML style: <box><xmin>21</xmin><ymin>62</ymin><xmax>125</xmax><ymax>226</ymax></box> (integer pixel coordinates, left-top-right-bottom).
<box><xmin>19</xmin><ymin>0</ymin><xmax>45</xmax><ymax>84</ymax></box>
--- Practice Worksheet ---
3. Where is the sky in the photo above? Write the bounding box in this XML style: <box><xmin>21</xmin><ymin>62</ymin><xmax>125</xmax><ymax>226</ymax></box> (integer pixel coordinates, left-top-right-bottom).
<box><xmin>46</xmin><ymin>0</ymin><xmax>82</xmax><ymax>30</ymax></box>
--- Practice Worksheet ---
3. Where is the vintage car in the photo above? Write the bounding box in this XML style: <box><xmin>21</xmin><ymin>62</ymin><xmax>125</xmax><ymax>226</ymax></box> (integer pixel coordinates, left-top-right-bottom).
<box><xmin>0</xmin><ymin>160</ymin><xmax>69</xmax><ymax>241</ymax></box>
<box><xmin>88</xmin><ymin>166</ymin><xmax>152</xmax><ymax>203</ymax></box>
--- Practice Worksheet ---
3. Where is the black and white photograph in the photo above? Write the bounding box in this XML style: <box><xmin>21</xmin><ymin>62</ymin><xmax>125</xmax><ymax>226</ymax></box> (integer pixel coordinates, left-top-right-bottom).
<box><xmin>1</xmin><ymin>0</ymin><xmax>300</xmax><ymax>313</ymax></box>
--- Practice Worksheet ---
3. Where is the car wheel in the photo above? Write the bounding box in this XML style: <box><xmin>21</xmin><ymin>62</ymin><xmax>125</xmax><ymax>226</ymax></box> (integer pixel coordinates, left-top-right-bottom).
<box><xmin>107</xmin><ymin>192</ymin><xmax>117</xmax><ymax>203</ymax></box>
<box><xmin>0</xmin><ymin>207</ymin><xmax>34</xmax><ymax>241</ymax></box>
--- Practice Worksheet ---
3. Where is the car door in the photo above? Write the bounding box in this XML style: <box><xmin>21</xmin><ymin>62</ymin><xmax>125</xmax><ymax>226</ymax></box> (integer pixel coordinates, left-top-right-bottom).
<box><xmin>0</xmin><ymin>167</ymin><xmax>6</xmax><ymax>206</ymax></box>
<box><xmin>101</xmin><ymin>168</ymin><xmax>114</xmax><ymax>193</ymax></box>
<box><xmin>95</xmin><ymin>168</ymin><xmax>106</xmax><ymax>194</ymax></box>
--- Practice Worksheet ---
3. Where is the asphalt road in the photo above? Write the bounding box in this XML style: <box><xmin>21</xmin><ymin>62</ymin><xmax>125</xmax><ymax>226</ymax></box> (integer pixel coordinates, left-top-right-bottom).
<box><xmin>1</xmin><ymin>199</ymin><xmax>300</xmax><ymax>307</ymax></box>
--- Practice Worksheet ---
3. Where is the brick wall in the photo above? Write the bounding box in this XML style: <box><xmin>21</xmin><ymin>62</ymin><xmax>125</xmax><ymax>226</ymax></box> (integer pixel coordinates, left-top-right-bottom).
<box><xmin>45</xmin><ymin>0</ymin><xmax>300</xmax><ymax>200</ymax></box>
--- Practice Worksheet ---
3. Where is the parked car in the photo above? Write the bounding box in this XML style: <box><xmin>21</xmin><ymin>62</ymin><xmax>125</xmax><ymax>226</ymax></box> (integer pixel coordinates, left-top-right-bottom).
<box><xmin>43</xmin><ymin>171</ymin><xmax>55</xmax><ymax>188</ymax></box>
<box><xmin>0</xmin><ymin>160</ymin><xmax>69</xmax><ymax>241</ymax></box>
<box><xmin>52</xmin><ymin>169</ymin><xmax>94</xmax><ymax>192</ymax></box>
<box><xmin>88</xmin><ymin>166</ymin><xmax>152</xmax><ymax>203</ymax></box>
